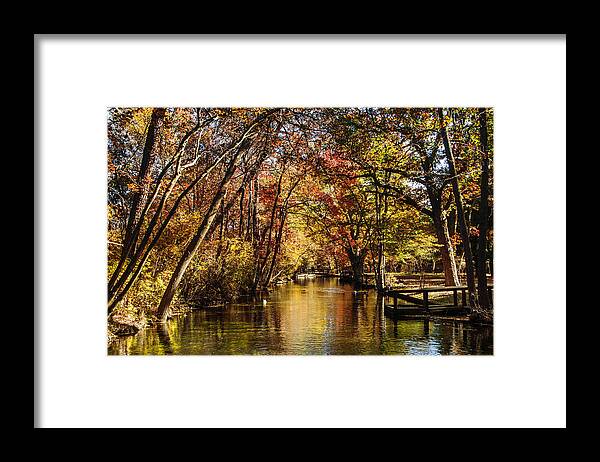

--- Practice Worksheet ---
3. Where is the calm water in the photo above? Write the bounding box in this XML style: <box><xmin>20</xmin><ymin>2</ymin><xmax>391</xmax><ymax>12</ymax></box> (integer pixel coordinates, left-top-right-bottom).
<box><xmin>108</xmin><ymin>279</ymin><xmax>493</xmax><ymax>355</ymax></box>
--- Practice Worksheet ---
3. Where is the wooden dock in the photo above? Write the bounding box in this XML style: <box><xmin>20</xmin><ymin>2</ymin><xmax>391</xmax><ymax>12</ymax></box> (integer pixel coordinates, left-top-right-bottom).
<box><xmin>295</xmin><ymin>272</ymin><xmax>340</xmax><ymax>280</ymax></box>
<box><xmin>384</xmin><ymin>285</ymin><xmax>493</xmax><ymax>318</ymax></box>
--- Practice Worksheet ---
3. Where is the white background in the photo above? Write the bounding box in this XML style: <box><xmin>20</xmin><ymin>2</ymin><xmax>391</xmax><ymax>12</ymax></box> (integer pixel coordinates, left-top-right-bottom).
<box><xmin>36</xmin><ymin>35</ymin><xmax>566</xmax><ymax>428</ymax></box>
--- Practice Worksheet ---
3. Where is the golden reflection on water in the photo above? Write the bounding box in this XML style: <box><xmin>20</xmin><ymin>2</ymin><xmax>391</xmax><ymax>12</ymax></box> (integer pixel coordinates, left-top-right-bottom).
<box><xmin>108</xmin><ymin>279</ymin><xmax>493</xmax><ymax>355</ymax></box>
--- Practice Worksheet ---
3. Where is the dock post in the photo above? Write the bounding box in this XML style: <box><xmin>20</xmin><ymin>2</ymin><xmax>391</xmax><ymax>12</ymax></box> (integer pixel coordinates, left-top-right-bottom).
<box><xmin>423</xmin><ymin>290</ymin><xmax>429</xmax><ymax>310</ymax></box>
<box><xmin>394</xmin><ymin>294</ymin><xmax>397</xmax><ymax>309</ymax></box>
<box><xmin>453</xmin><ymin>289</ymin><xmax>458</xmax><ymax>307</ymax></box>
<box><xmin>461</xmin><ymin>289</ymin><xmax>466</xmax><ymax>307</ymax></box>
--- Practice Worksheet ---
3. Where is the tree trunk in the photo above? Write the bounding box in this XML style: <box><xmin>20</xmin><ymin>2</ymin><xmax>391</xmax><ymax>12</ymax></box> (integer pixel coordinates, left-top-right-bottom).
<box><xmin>476</xmin><ymin>108</ymin><xmax>491</xmax><ymax>311</ymax></box>
<box><xmin>254</xmin><ymin>170</ymin><xmax>284</xmax><ymax>289</ymax></box>
<box><xmin>264</xmin><ymin>209</ymin><xmax>286</xmax><ymax>285</ymax></box>
<box><xmin>438</xmin><ymin>108</ymin><xmax>479</xmax><ymax>310</ymax></box>
<box><xmin>381</xmin><ymin>173</ymin><xmax>390</xmax><ymax>289</ymax></box>
<box><xmin>375</xmin><ymin>245</ymin><xmax>385</xmax><ymax>291</ymax></box>
<box><xmin>373</xmin><ymin>182</ymin><xmax>387</xmax><ymax>292</ymax></box>
<box><xmin>347</xmin><ymin>248</ymin><xmax>365</xmax><ymax>288</ymax></box>
<box><xmin>238</xmin><ymin>185</ymin><xmax>245</xmax><ymax>238</ymax></box>
<box><xmin>249</xmin><ymin>176</ymin><xmax>259</xmax><ymax>244</ymax></box>
<box><xmin>156</xmin><ymin>190</ymin><xmax>225</xmax><ymax>321</ymax></box>
<box><xmin>431</xmin><ymin>200</ymin><xmax>460</xmax><ymax>286</ymax></box>
<box><xmin>122</xmin><ymin>108</ymin><xmax>165</xmax><ymax>258</ymax></box>
<box><xmin>215</xmin><ymin>190</ymin><xmax>227</xmax><ymax>259</ymax></box>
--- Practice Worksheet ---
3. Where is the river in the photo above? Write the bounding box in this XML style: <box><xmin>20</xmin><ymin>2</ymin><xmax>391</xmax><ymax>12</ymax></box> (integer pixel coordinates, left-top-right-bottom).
<box><xmin>108</xmin><ymin>278</ymin><xmax>493</xmax><ymax>355</ymax></box>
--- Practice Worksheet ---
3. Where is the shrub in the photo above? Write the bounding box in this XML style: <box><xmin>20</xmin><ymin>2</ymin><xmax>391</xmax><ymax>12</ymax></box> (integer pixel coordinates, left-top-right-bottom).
<box><xmin>180</xmin><ymin>237</ymin><xmax>255</xmax><ymax>306</ymax></box>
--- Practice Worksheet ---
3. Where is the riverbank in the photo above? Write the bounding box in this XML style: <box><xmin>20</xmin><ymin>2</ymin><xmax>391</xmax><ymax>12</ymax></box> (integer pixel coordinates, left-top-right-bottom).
<box><xmin>107</xmin><ymin>303</ymin><xmax>192</xmax><ymax>346</ymax></box>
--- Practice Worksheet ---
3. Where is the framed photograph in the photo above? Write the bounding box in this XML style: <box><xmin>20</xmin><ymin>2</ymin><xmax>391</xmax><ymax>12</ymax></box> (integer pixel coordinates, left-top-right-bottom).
<box><xmin>35</xmin><ymin>34</ymin><xmax>566</xmax><ymax>428</ymax></box>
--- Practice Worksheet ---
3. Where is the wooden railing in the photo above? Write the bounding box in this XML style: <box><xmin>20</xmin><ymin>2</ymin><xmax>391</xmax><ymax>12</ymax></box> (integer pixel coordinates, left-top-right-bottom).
<box><xmin>385</xmin><ymin>285</ymin><xmax>493</xmax><ymax>311</ymax></box>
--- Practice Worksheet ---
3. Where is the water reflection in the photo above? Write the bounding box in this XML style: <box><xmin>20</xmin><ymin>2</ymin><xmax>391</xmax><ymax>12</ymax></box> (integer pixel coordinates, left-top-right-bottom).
<box><xmin>109</xmin><ymin>279</ymin><xmax>493</xmax><ymax>355</ymax></box>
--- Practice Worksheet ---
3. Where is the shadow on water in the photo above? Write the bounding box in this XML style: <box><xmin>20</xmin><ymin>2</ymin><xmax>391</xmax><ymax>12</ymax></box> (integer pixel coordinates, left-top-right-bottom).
<box><xmin>108</xmin><ymin>278</ymin><xmax>493</xmax><ymax>355</ymax></box>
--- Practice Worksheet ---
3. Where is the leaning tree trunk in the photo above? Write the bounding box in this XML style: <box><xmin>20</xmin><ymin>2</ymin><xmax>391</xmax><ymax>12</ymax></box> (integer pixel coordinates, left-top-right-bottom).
<box><xmin>430</xmin><ymin>197</ymin><xmax>460</xmax><ymax>286</ymax></box>
<box><xmin>122</xmin><ymin>108</ymin><xmax>165</xmax><ymax>259</ymax></box>
<box><xmin>476</xmin><ymin>107</ymin><xmax>492</xmax><ymax>311</ymax></box>
<box><xmin>438</xmin><ymin>108</ymin><xmax>480</xmax><ymax>311</ymax></box>
<box><xmin>156</xmin><ymin>183</ymin><xmax>227</xmax><ymax>321</ymax></box>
